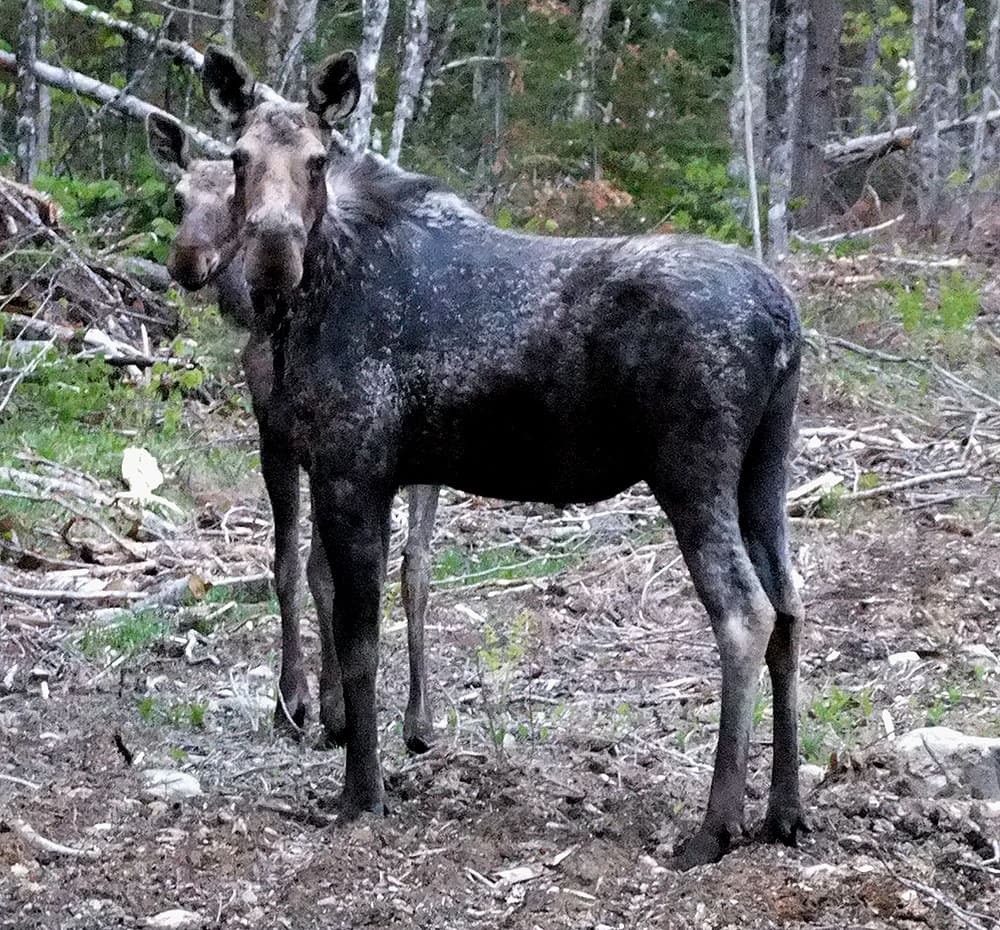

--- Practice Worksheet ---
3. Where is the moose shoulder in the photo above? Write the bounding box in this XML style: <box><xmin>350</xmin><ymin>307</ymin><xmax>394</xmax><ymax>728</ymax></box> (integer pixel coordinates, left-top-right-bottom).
<box><xmin>204</xmin><ymin>46</ymin><xmax>806</xmax><ymax>871</ymax></box>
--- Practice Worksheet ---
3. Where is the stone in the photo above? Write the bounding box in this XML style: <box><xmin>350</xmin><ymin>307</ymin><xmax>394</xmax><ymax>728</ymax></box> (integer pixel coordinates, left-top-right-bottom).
<box><xmin>141</xmin><ymin>769</ymin><xmax>202</xmax><ymax>803</ymax></box>
<box><xmin>145</xmin><ymin>910</ymin><xmax>203</xmax><ymax>929</ymax></box>
<box><xmin>895</xmin><ymin>727</ymin><xmax>1000</xmax><ymax>800</ymax></box>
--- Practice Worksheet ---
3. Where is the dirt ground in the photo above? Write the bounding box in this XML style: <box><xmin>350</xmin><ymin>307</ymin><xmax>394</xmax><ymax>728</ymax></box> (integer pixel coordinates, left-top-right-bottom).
<box><xmin>3</xmin><ymin>265</ymin><xmax>1000</xmax><ymax>928</ymax></box>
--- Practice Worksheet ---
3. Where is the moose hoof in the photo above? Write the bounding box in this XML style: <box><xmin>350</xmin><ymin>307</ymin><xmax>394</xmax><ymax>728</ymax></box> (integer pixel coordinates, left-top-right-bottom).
<box><xmin>671</xmin><ymin>823</ymin><xmax>740</xmax><ymax>871</ymax></box>
<box><xmin>763</xmin><ymin>805</ymin><xmax>811</xmax><ymax>847</ymax></box>
<box><xmin>320</xmin><ymin>700</ymin><xmax>348</xmax><ymax>748</ymax></box>
<box><xmin>338</xmin><ymin>791</ymin><xmax>387</xmax><ymax>822</ymax></box>
<box><xmin>403</xmin><ymin>711</ymin><xmax>434</xmax><ymax>755</ymax></box>
<box><xmin>274</xmin><ymin>684</ymin><xmax>310</xmax><ymax>737</ymax></box>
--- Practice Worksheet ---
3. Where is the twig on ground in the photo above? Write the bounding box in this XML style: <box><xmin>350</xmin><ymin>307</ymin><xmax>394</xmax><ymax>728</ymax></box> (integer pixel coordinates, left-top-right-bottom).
<box><xmin>5</xmin><ymin>817</ymin><xmax>99</xmax><ymax>859</ymax></box>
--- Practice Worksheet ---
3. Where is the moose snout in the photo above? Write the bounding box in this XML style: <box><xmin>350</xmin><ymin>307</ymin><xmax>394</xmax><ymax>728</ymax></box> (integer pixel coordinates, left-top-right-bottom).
<box><xmin>244</xmin><ymin>215</ymin><xmax>307</xmax><ymax>292</ymax></box>
<box><xmin>168</xmin><ymin>243</ymin><xmax>220</xmax><ymax>291</ymax></box>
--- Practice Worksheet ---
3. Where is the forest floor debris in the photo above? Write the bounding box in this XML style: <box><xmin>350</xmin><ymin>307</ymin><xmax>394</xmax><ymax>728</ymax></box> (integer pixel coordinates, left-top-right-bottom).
<box><xmin>2</xmin><ymin>245</ymin><xmax>1000</xmax><ymax>926</ymax></box>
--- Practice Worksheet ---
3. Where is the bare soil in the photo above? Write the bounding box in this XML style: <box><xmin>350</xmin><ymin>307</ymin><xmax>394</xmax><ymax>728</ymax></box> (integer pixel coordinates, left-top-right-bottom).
<box><xmin>3</xmin><ymin>263</ymin><xmax>1000</xmax><ymax>929</ymax></box>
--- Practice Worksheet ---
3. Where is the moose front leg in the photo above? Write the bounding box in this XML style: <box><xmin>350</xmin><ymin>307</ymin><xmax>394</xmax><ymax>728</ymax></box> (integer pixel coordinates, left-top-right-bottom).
<box><xmin>259</xmin><ymin>438</ymin><xmax>309</xmax><ymax>733</ymax></box>
<box><xmin>313</xmin><ymin>476</ymin><xmax>391</xmax><ymax>817</ymax></box>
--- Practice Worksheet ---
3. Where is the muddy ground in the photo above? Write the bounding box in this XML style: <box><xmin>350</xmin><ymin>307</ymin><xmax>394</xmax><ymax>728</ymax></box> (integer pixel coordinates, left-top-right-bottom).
<box><xmin>3</xmin><ymin>261</ymin><xmax>1000</xmax><ymax>929</ymax></box>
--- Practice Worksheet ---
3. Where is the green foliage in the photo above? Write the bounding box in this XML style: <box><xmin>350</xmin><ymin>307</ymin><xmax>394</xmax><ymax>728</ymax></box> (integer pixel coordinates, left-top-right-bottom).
<box><xmin>79</xmin><ymin>611</ymin><xmax>169</xmax><ymax>657</ymax></box>
<box><xmin>894</xmin><ymin>273</ymin><xmax>981</xmax><ymax>333</ymax></box>
<box><xmin>434</xmin><ymin>541</ymin><xmax>579</xmax><ymax>588</ymax></box>
<box><xmin>801</xmin><ymin>684</ymin><xmax>875</xmax><ymax>763</ymax></box>
<box><xmin>137</xmin><ymin>696</ymin><xmax>208</xmax><ymax>729</ymax></box>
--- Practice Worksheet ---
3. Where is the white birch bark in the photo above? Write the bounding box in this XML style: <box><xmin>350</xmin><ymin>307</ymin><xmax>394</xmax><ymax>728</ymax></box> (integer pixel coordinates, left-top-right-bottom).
<box><xmin>571</xmin><ymin>0</ymin><xmax>611</xmax><ymax>121</ymax></box>
<box><xmin>388</xmin><ymin>0</ymin><xmax>430</xmax><ymax>165</ymax></box>
<box><xmin>417</xmin><ymin>8</ymin><xmax>456</xmax><ymax>119</ymax></box>
<box><xmin>914</xmin><ymin>0</ymin><xmax>942</xmax><ymax>228</ymax></box>
<box><xmin>0</xmin><ymin>50</ymin><xmax>229</xmax><ymax>157</ymax></box>
<box><xmin>729</xmin><ymin>0</ymin><xmax>769</xmax><ymax>184</ymax></box>
<box><xmin>220</xmin><ymin>0</ymin><xmax>236</xmax><ymax>49</ymax></box>
<box><xmin>350</xmin><ymin>0</ymin><xmax>391</xmax><ymax>153</ymax></box>
<box><xmin>265</xmin><ymin>0</ymin><xmax>288</xmax><ymax>86</ymax></box>
<box><xmin>768</xmin><ymin>0</ymin><xmax>809</xmax><ymax>260</ymax></box>
<box><xmin>278</xmin><ymin>0</ymin><xmax>319</xmax><ymax>95</ymax></box>
<box><xmin>16</xmin><ymin>0</ymin><xmax>41</xmax><ymax>184</ymax></box>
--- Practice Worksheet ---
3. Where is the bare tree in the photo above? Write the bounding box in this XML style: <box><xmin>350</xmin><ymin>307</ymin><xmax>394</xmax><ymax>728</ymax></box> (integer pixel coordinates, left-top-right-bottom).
<box><xmin>417</xmin><ymin>6</ymin><xmax>457</xmax><ymax>119</ymax></box>
<box><xmin>278</xmin><ymin>0</ymin><xmax>319</xmax><ymax>95</ymax></box>
<box><xmin>913</xmin><ymin>0</ymin><xmax>968</xmax><ymax>231</ymax></box>
<box><xmin>350</xmin><ymin>0</ymin><xmax>391</xmax><ymax>152</ymax></box>
<box><xmin>220</xmin><ymin>0</ymin><xmax>236</xmax><ymax>49</ymax></box>
<box><xmin>572</xmin><ymin>0</ymin><xmax>611</xmax><ymax>121</ymax></box>
<box><xmin>768</xmin><ymin>0</ymin><xmax>809</xmax><ymax>259</ymax></box>
<box><xmin>265</xmin><ymin>0</ymin><xmax>288</xmax><ymax>85</ymax></box>
<box><xmin>388</xmin><ymin>0</ymin><xmax>430</xmax><ymax>165</ymax></box>
<box><xmin>728</xmin><ymin>0</ymin><xmax>769</xmax><ymax>187</ymax></box>
<box><xmin>791</xmin><ymin>0</ymin><xmax>844</xmax><ymax>229</ymax></box>
<box><xmin>735</xmin><ymin>0</ymin><xmax>764</xmax><ymax>259</ymax></box>
<box><xmin>16</xmin><ymin>0</ymin><xmax>43</xmax><ymax>184</ymax></box>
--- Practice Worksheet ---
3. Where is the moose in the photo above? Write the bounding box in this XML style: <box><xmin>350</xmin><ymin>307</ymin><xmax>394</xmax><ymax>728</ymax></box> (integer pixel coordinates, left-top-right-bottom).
<box><xmin>196</xmin><ymin>46</ymin><xmax>807</xmax><ymax>870</ymax></box>
<box><xmin>145</xmin><ymin>113</ymin><xmax>439</xmax><ymax>753</ymax></box>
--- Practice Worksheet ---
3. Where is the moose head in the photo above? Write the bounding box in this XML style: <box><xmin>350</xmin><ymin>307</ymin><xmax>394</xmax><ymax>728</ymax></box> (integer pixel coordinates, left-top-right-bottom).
<box><xmin>200</xmin><ymin>47</ymin><xmax>361</xmax><ymax>292</ymax></box>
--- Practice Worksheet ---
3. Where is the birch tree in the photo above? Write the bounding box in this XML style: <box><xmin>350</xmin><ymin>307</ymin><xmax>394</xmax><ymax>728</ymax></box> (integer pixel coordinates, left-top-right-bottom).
<box><xmin>572</xmin><ymin>0</ymin><xmax>612</xmax><ymax>121</ymax></box>
<box><xmin>265</xmin><ymin>0</ymin><xmax>288</xmax><ymax>86</ymax></box>
<box><xmin>768</xmin><ymin>0</ymin><xmax>809</xmax><ymax>259</ymax></box>
<box><xmin>350</xmin><ymin>0</ymin><xmax>391</xmax><ymax>152</ymax></box>
<box><xmin>388</xmin><ymin>0</ymin><xmax>430</xmax><ymax>165</ymax></box>
<box><xmin>278</xmin><ymin>0</ymin><xmax>319</xmax><ymax>95</ymax></box>
<box><xmin>16</xmin><ymin>0</ymin><xmax>42</xmax><ymax>184</ymax></box>
<box><xmin>728</xmin><ymin>0</ymin><xmax>769</xmax><ymax>186</ymax></box>
<box><xmin>220</xmin><ymin>0</ymin><xmax>236</xmax><ymax>50</ymax></box>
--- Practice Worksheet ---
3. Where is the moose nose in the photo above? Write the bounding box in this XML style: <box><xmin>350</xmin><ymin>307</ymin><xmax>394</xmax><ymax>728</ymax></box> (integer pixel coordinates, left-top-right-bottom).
<box><xmin>245</xmin><ymin>210</ymin><xmax>306</xmax><ymax>245</ymax></box>
<box><xmin>169</xmin><ymin>245</ymin><xmax>219</xmax><ymax>291</ymax></box>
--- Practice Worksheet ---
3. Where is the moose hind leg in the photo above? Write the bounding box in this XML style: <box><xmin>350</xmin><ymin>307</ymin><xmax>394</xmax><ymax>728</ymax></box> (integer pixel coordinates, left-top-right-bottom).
<box><xmin>401</xmin><ymin>485</ymin><xmax>439</xmax><ymax>753</ymax></box>
<box><xmin>739</xmin><ymin>398</ymin><xmax>808</xmax><ymax>845</ymax></box>
<box><xmin>656</xmin><ymin>490</ymin><xmax>777</xmax><ymax>870</ymax></box>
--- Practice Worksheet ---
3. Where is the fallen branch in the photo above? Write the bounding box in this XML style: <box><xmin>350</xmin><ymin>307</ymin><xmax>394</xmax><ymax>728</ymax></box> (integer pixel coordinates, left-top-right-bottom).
<box><xmin>846</xmin><ymin>468</ymin><xmax>970</xmax><ymax>501</ymax></box>
<box><xmin>825</xmin><ymin>106</ymin><xmax>1000</xmax><ymax>166</ymax></box>
<box><xmin>0</xmin><ymin>50</ymin><xmax>228</xmax><ymax>156</ymax></box>
<box><xmin>5</xmin><ymin>817</ymin><xmax>100</xmax><ymax>859</ymax></box>
<box><xmin>51</xmin><ymin>1</ymin><xmax>282</xmax><ymax>102</ymax></box>
<box><xmin>0</xmin><ymin>580</ymin><xmax>147</xmax><ymax>603</ymax></box>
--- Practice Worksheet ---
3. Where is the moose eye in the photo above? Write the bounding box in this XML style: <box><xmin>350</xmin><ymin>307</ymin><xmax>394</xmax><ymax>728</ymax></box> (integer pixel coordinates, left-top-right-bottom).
<box><xmin>232</xmin><ymin>150</ymin><xmax>249</xmax><ymax>173</ymax></box>
<box><xmin>174</xmin><ymin>192</ymin><xmax>185</xmax><ymax>212</ymax></box>
<box><xmin>307</xmin><ymin>155</ymin><xmax>327</xmax><ymax>177</ymax></box>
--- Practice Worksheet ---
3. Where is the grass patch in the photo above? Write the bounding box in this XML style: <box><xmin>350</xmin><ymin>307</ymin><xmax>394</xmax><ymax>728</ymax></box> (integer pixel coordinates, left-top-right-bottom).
<box><xmin>433</xmin><ymin>542</ymin><xmax>580</xmax><ymax>588</ymax></box>
<box><xmin>137</xmin><ymin>696</ymin><xmax>208</xmax><ymax>729</ymax></box>
<box><xmin>79</xmin><ymin>611</ymin><xmax>169</xmax><ymax>657</ymax></box>
<box><xmin>801</xmin><ymin>684</ymin><xmax>875</xmax><ymax>764</ymax></box>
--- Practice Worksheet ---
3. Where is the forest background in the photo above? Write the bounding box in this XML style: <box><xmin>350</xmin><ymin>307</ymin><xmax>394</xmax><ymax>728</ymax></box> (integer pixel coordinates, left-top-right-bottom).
<box><xmin>5</xmin><ymin>0</ymin><xmax>1000</xmax><ymax>263</ymax></box>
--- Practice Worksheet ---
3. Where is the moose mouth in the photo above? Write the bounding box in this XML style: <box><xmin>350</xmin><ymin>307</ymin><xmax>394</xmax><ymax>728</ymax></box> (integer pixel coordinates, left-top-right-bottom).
<box><xmin>168</xmin><ymin>246</ymin><xmax>221</xmax><ymax>291</ymax></box>
<box><xmin>243</xmin><ymin>231</ymin><xmax>306</xmax><ymax>293</ymax></box>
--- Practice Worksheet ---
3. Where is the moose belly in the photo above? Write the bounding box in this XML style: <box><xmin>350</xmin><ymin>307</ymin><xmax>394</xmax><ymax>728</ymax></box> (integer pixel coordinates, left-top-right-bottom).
<box><xmin>400</xmin><ymin>388</ymin><xmax>643</xmax><ymax>505</ymax></box>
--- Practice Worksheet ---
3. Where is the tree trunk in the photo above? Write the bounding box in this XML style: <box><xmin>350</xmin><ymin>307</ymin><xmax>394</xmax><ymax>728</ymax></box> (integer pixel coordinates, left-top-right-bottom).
<box><xmin>278</xmin><ymin>0</ymin><xmax>319</xmax><ymax>95</ymax></box>
<box><xmin>975</xmin><ymin>0</ymin><xmax>1000</xmax><ymax>172</ymax></box>
<box><xmin>914</xmin><ymin>0</ymin><xmax>942</xmax><ymax>228</ymax></box>
<box><xmin>789</xmin><ymin>0</ymin><xmax>843</xmax><ymax>228</ymax></box>
<box><xmin>16</xmin><ymin>0</ymin><xmax>42</xmax><ymax>184</ymax></box>
<box><xmin>572</xmin><ymin>0</ymin><xmax>611</xmax><ymax>121</ymax></box>
<box><xmin>265</xmin><ymin>0</ymin><xmax>288</xmax><ymax>86</ymax></box>
<box><xmin>220</xmin><ymin>0</ymin><xmax>236</xmax><ymax>49</ymax></box>
<box><xmin>388</xmin><ymin>0</ymin><xmax>430</xmax><ymax>165</ymax></box>
<box><xmin>417</xmin><ymin>7</ymin><xmax>457</xmax><ymax>119</ymax></box>
<box><xmin>768</xmin><ymin>0</ymin><xmax>809</xmax><ymax>259</ymax></box>
<box><xmin>350</xmin><ymin>0</ymin><xmax>391</xmax><ymax>152</ymax></box>
<box><xmin>729</xmin><ymin>0</ymin><xmax>769</xmax><ymax>184</ymax></box>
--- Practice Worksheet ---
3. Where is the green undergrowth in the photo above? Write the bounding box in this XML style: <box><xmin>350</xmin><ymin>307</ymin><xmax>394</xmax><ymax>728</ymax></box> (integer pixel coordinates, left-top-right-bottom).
<box><xmin>433</xmin><ymin>541</ymin><xmax>581</xmax><ymax>589</ymax></box>
<box><xmin>78</xmin><ymin>610</ymin><xmax>169</xmax><ymax>658</ymax></box>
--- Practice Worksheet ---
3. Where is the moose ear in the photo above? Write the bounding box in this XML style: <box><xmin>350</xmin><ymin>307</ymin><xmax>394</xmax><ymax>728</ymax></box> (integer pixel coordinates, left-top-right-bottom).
<box><xmin>146</xmin><ymin>112</ymin><xmax>190</xmax><ymax>179</ymax></box>
<box><xmin>308</xmin><ymin>51</ymin><xmax>361</xmax><ymax>127</ymax></box>
<box><xmin>202</xmin><ymin>45</ymin><xmax>256</xmax><ymax>123</ymax></box>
